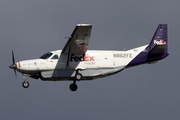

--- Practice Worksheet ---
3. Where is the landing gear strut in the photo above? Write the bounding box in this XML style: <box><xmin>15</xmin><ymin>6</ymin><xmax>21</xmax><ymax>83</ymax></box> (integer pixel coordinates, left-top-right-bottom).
<box><xmin>22</xmin><ymin>75</ymin><xmax>30</xmax><ymax>88</ymax></box>
<box><xmin>69</xmin><ymin>71</ymin><xmax>82</xmax><ymax>91</ymax></box>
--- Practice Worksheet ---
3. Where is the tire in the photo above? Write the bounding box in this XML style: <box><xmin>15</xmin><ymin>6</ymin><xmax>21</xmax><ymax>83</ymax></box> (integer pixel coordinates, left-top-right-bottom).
<box><xmin>75</xmin><ymin>73</ymin><xmax>82</xmax><ymax>80</ymax></box>
<box><xmin>69</xmin><ymin>83</ymin><xmax>78</xmax><ymax>91</ymax></box>
<box><xmin>22</xmin><ymin>81</ymin><xmax>29</xmax><ymax>88</ymax></box>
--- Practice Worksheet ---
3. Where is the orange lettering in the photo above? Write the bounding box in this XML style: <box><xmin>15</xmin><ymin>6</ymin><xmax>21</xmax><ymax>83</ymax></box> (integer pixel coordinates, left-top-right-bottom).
<box><xmin>84</xmin><ymin>54</ymin><xmax>95</xmax><ymax>61</ymax></box>
<box><xmin>161</xmin><ymin>40</ymin><xmax>166</xmax><ymax>44</ymax></box>
<box><xmin>90</xmin><ymin>56</ymin><xmax>95</xmax><ymax>61</ymax></box>
<box><xmin>84</xmin><ymin>54</ymin><xmax>89</xmax><ymax>61</ymax></box>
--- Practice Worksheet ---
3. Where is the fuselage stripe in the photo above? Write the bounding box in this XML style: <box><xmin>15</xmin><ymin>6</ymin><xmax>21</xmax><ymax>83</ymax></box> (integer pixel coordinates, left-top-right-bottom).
<box><xmin>18</xmin><ymin>62</ymin><xmax>21</xmax><ymax>67</ymax></box>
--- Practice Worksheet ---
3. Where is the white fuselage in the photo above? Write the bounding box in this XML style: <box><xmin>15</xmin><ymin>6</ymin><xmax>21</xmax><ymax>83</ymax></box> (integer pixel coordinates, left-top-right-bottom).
<box><xmin>15</xmin><ymin>45</ymin><xmax>147</xmax><ymax>81</ymax></box>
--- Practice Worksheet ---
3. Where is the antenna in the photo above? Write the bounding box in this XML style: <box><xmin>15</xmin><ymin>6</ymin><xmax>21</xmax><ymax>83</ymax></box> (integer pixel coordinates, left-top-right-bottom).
<box><xmin>63</xmin><ymin>36</ymin><xmax>72</xmax><ymax>39</ymax></box>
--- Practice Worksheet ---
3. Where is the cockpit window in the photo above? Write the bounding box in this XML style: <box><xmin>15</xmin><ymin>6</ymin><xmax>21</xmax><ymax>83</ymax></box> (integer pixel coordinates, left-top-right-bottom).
<box><xmin>40</xmin><ymin>52</ymin><xmax>53</xmax><ymax>59</ymax></box>
<box><xmin>51</xmin><ymin>55</ymin><xmax>58</xmax><ymax>59</ymax></box>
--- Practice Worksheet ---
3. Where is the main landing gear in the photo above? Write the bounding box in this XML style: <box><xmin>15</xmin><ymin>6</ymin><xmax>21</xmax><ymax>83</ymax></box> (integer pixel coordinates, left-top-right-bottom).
<box><xmin>69</xmin><ymin>81</ymin><xmax>78</xmax><ymax>91</ymax></box>
<box><xmin>20</xmin><ymin>72</ymin><xmax>83</xmax><ymax>91</ymax></box>
<box><xmin>22</xmin><ymin>75</ymin><xmax>29</xmax><ymax>88</ymax></box>
<box><xmin>69</xmin><ymin>72</ymin><xmax>82</xmax><ymax>91</ymax></box>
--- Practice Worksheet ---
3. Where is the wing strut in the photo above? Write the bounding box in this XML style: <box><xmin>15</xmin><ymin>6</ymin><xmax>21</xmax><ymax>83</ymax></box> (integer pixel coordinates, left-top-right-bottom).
<box><xmin>66</xmin><ymin>46</ymin><xmax>71</xmax><ymax>67</ymax></box>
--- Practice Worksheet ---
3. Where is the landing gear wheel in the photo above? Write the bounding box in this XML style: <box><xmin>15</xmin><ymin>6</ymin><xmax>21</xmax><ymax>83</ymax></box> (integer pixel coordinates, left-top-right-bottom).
<box><xmin>69</xmin><ymin>83</ymin><xmax>78</xmax><ymax>91</ymax></box>
<box><xmin>75</xmin><ymin>73</ymin><xmax>82</xmax><ymax>80</ymax></box>
<box><xmin>22</xmin><ymin>81</ymin><xmax>29</xmax><ymax>88</ymax></box>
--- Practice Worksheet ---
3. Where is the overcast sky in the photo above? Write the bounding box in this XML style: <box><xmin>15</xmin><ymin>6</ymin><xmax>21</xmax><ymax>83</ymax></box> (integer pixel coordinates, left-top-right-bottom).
<box><xmin>1</xmin><ymin>0</ymin><xmax>180</xmax><ymax>120</ymax></box>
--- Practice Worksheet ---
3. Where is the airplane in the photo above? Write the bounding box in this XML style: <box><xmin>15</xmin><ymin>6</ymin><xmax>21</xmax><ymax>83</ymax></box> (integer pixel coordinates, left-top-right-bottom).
<box><xmin>9</xmin><ymin>24</ymin><xmax>169</xmax><ymax>91</ymax></box>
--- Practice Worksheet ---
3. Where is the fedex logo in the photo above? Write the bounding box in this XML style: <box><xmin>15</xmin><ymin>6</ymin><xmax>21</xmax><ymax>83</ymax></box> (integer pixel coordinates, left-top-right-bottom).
<box><xmin>154</xmin><ymin>40</ymin><xmax>166</xmax><ymax>45</ymax></box>
<box><xmin>84</xmin><ymin>54</ymin><xmax>95</xmax><ymax>61</ymax></box>
<box><xmin>70</xmin><ymin>54</ymin><xmax>95</xmax><ymax>62</ymax></box>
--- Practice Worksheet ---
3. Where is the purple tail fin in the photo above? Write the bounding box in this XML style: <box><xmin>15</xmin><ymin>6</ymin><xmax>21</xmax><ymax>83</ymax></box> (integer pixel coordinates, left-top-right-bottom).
<box><xmin>146</xmin><ymin>24</ymin><xmax>168</xmax><ymax>54</ymax></box>
<box><xmin>127</xmin><ymin>24</ymin><xmax>169</xmax><ymax>67</ymax></box>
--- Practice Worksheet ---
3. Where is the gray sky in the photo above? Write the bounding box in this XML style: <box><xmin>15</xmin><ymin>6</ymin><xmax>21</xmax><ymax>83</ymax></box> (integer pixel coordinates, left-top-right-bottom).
<box><xmin>1</xmin><ymin>0</ymin><xmax>180</xmax><ymax>120</ymax></box>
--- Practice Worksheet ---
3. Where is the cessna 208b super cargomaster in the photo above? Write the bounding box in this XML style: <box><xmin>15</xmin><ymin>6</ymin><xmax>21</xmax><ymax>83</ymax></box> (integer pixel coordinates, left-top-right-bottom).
<box><xmin>9</xmin><ymin>24</ymin><xmax>169</xmax><ymax>91</ymax></box>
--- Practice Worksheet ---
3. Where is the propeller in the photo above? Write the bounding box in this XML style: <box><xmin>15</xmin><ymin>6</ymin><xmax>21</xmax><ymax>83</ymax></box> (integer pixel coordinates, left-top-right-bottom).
<box><xmin>9</xmin><ymin>50</ymin><xmax>17</xmax><ymax>78</ymax></box>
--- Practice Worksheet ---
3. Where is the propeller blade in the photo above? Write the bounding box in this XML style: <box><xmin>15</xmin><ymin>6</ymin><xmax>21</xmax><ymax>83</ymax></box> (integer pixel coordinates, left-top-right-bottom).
<box><xmin>10</xmin><ymin>50</ymin><xmax>17</xmax><ymax>78</ymax></box>
<box><xmin>12</xmin><ymin>50</ymin><xmax>15</xmax><ymax>64</ymax></box>
<box><xmin>14</xmin><ymin>69</ymin><xmax>17</xmax><ymax>78</ymax></box>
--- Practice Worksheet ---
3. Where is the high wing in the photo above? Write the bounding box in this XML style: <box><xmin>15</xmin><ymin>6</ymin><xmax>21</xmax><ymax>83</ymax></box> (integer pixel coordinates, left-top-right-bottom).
<box><xmin>62</xmin><ymin>24</ymin><xmax>92</xmax><ymax>54</ymax></box>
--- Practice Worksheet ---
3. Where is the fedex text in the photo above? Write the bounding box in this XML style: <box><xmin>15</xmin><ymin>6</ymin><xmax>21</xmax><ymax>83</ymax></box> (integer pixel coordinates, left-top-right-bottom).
<box><xmin>154</xmin><ymin>40</ymin><xmax>166</xmax><ymax>45</ymax></box>
<box><xmin>71</xmin><ymin>54</ymin><xmax>95</xmax><ymax>62</ymax></box>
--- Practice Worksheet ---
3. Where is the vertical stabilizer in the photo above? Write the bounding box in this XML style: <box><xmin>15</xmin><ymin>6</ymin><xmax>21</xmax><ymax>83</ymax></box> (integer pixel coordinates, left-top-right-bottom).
<box><xmin>146</xmin><ymin>24</ymin><xmax>168</xmax><ymax>54</ymax></box>
<box><xmin>127</xmin><ymin>24</ymin><xmax>169</xmax><ymax>67</ymax></box>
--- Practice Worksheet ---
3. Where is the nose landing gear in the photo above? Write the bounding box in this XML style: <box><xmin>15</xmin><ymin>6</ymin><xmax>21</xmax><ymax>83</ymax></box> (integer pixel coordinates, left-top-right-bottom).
<box><xmin>22</xmin><ymin>81</ymin><xmax>29</xmax><ymax>88</ymax></box>
<box><xmin>22</xmin><ymin>75</ymin><xmax>30</xmax><ymax>88</ymax></box>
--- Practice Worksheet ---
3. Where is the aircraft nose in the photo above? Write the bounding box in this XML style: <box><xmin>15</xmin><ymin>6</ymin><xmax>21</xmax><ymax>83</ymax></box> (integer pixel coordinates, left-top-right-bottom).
<box><xmin>9</xmin><ymin>63</ymin><xmax>17</xmax><ymax>69</ymax></box>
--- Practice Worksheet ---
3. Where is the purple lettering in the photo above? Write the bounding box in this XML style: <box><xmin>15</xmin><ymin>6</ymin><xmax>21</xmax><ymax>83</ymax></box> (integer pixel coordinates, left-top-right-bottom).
<box><xmin>70</xmin><ymin>54</ymin><xmax>85</xmax><ymax>62</ymax></box>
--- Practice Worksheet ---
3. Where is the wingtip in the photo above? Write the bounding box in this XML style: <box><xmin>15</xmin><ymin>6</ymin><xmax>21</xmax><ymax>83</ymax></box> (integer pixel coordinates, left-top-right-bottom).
<box><xmin>77</xmin><ymin>24</ymin><xmax>92</xmax><ymax>26</ymax></box>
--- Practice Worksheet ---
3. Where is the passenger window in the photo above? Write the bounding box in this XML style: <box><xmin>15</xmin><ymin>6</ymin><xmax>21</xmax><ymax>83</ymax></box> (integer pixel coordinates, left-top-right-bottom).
<box><xmin>51</xmin><ymin>55</ymin><xmax>58</xmax><ymax>59</ymax></box>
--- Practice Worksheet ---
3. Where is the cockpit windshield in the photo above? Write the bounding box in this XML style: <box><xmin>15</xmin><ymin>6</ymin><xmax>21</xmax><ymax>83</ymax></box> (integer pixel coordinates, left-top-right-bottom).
<box><xmin>40</xmin><ymin>52</ymin><xmax>53</xmax><ymax>59</ymax></box>
<box><xmin>51</xmin><ymin>55</ymin><xmax>59</xmax><ymax>59</ymax></box>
